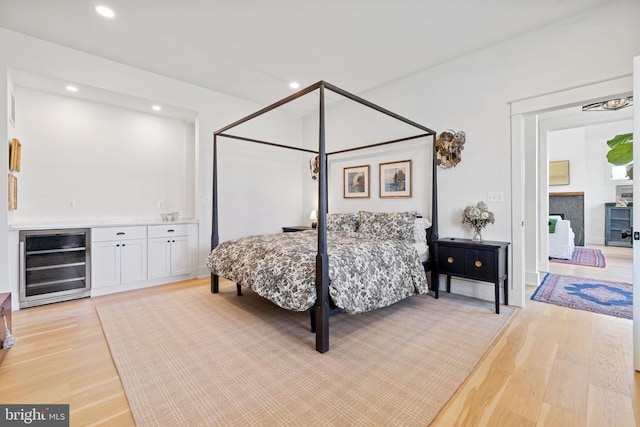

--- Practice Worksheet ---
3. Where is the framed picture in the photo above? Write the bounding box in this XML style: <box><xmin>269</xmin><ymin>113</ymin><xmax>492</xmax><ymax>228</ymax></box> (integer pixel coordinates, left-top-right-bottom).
<box><xmin>380</xmin><ymin>160</ymin><xmax>412</xmax><ymax>198</ymax></box>
<box><xmin>343</xmin><ymin>165</ymin><xmax>370</xmax><ymax>198</ymax></box>
<box><xmin>7</xmin><ymin>173</ymin><xmax>17</xmax><ymax>210</ymax></box>
<box><xmin>549</xmin><ymin>160</ymin><xmax>569</xmax><ymax>186</ymax></box>
<box><xmin>9</xmin><ymin>138</ymin><xmax>21</xmax><ymax>172</ymax></box>
<box><xmin>616</xmin><ymin>185</ymin><xmax>633</xmax><ymax>203</ymax></box>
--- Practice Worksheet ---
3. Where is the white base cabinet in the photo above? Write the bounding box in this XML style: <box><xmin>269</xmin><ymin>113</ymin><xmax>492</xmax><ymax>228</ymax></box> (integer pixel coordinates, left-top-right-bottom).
<box><xmin>91</xmin><ymin>222</ymin><xmax>197</xmax><ymax>297</ymax></box>
<box><xmin>92</xmin><ymin>239</ymin><xmax>147</xmax><ymax>287</ymax></box>
<box><xmin>147</xmin><ymin>224</ymin><xmax>194</xmax><ymax>280</ymax></box>
<box><xmin>91</xmin><ymin>226</ymin><xmax>147</xmax><ymax>290</ymax></box>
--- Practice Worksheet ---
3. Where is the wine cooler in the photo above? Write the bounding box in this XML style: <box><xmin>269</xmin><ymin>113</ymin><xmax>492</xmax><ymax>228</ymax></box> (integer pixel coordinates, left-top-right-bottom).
<box><xmin>19</xmin><ymin>229</ymin><xmax>91</xmax><ymax>308</ymax></box>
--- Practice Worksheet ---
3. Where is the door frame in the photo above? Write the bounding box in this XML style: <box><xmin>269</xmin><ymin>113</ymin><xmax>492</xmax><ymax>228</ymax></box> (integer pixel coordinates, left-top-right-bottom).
<box><xmin>509</xmin><ymin>75</ymin><xmax>633</xmax><ymax>308</ymax></box>
<box><xmin>633</xmin><ymin>56</ymin><xmax>639</xmax><ymax>371</ymax></box>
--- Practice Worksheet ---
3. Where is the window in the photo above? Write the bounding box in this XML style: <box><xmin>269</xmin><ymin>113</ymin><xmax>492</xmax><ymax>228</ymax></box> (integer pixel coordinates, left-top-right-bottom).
<box><xmin>611</xmin><ymin>165</ymin><xmax>630</xmax><ymax>181</ymax></box>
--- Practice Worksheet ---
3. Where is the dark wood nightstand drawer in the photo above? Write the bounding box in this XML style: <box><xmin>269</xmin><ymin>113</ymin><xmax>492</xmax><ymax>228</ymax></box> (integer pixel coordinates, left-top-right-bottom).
<box><xmin>437</xmin><ymin>246</ymin><xmax>465</xmax><ymax>275</ymax></box>
<box><xmin>465</xmin><ymin>249</ymin><xmax>496</xmax><ymax>282</ymax></box>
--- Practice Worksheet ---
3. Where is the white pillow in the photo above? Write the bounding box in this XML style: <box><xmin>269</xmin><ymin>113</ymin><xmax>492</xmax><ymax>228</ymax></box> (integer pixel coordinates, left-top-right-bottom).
<box><xmin>414</xmin><ymin>217</ymin><xmax>432</xmax><ymax>245</ymax></box>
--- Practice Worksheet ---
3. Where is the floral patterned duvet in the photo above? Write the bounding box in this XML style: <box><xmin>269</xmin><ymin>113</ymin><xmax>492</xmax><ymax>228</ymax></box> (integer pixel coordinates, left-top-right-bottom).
<box><xmin>206</xmin><ymin>230</ymin><xmax>429</xmax><ymax>314</ymax></box>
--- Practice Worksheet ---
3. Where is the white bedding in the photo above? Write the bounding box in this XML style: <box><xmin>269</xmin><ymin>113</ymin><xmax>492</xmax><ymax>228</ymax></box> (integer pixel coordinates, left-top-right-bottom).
<box><xmin>414</xmin><ymin>243</ymin><xmax>429</xmax><ymax>263</ymax></box>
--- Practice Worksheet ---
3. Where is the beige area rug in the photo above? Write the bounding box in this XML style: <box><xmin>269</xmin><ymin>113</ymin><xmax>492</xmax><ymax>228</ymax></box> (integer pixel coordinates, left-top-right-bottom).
<box><xmin>97</xmin><ymin>283</ymin><xmax>516</xmax><ymax>426</ymax></box>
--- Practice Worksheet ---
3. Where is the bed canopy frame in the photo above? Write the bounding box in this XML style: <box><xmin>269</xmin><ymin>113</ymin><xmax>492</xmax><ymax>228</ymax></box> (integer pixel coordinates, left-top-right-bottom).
<box><xmin>211</xmin><ymin>80</ymin><xmax>438</xmax><ymax>353</ymax></box>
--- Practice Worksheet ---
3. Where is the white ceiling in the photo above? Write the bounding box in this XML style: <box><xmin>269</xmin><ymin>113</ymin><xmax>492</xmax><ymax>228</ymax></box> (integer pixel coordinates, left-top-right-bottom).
<box><xmin>0</xmin><ymin>0</ymin><xmax>616</xmax><ymax>106</ymax></box>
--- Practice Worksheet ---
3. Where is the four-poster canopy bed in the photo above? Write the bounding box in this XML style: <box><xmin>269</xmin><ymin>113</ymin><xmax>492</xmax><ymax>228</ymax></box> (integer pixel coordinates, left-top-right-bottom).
<box><xmin>208</xmin><ymin>81</ymin><xmax>439</xmax><ymax>353</ymax></box>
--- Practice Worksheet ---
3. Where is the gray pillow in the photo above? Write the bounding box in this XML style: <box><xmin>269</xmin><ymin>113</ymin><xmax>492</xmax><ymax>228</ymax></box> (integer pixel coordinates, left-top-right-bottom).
<box><xmin>357</xmin><ymin>211</ymin><xmax>418</xmax><ymax>241</ymax></box>
<box><xmin>327</xmin><ymin>212</ymin><xmax>359</xmax><ymax>232</ymax></box>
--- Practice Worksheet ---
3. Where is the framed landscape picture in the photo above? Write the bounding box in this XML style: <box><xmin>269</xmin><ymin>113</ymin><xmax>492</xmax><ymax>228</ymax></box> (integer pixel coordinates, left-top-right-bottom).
<box><xmin>343</xmin><ymin>165</ymin><xmax>370</xmax><ymax>198</ymax></box>
<box><xmin>380</xmin><ymin>160</ymin><xmax>412</xmax><ymax>198</ymax></box>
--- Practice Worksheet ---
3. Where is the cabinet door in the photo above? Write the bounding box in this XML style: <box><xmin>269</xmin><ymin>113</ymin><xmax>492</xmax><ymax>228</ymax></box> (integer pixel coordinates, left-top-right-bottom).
<box><xmin>608</xmin><ymin>206</ymin><xmax>633</xmax><ymax>246</ymax></box>
<box><xmin>464</xmin><ymin>249</ymin><xmax>496</xmax><ymax>282</ymax></box>
<box><xmin>120</xmin><ymin>239</ymin><xmax>147</xmax><ymax>284</ymax></box>
<box><xmin>170</xmin><ymin>236</ymin><xmax>192</xmax><ymax>276</ymax></box>
<box><xmin>147</xmin><ymin>237</ymin><xmax>171</xmax><ymax>280</ymax></box>
<box><xmin>92</xmin><ymin>242</ymin><xmax>120</xmax><ymax>288</ymax></box>
<box><xmin>437</xmin><ymin>245</ymin><xmax>465</xmax><ymax>276</ymax></box>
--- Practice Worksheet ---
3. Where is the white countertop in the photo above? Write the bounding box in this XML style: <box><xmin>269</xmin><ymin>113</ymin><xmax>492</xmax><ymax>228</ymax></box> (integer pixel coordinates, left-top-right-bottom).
<box><xmin>8</xmin><ymin>218</ymin><xmax>199</xmax><ymax>231</ymax></box>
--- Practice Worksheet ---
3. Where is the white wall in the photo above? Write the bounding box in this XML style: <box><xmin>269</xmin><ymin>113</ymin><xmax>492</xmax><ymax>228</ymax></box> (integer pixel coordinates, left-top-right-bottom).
<box><xmin>1</xmin><ymin>65</ymin><xmax>10</xmax><ymax>295</ymax></box>
<box><xmin>0</xmin><ymin>27</ymin><xmax>304</xmax><ymax>291</ymax></box>
<box><xmin>300</xmin><ymin>92</ymin><xmax>434</xmax><ymax>222</ymax></box>
<box><xmin>548</xmin><ymin>128</ymin><xmax>586</xmax><ymax>192</ymax></box>
<box><xmin>12</xmin><ymin>87</ymin><xmax>193</xmax><ymax>222</ymax></box>
<box><xmin>303</xmin><ymin>0</ymin><xmax>640</xmax><ymax>302</ymax></box>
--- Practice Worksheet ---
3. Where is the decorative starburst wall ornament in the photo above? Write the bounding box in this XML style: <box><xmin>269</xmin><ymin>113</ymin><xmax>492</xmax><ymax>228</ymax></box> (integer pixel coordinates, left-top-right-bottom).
<box><xmin>435</xmin><ymin>130</ymin><xmax>466</xmax><ymax>168</ymax></box>
<box><xmin>309</xmin><ymin>155</ymin><xmax>319</xmax><ymax>180</ymax></box>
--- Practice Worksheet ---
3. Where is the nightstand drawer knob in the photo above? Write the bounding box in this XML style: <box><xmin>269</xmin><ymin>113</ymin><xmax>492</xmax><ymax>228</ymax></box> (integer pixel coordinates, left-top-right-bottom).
<box><xmin>447</xmin><ymin>256</ymin><xmax>454</xmax><ymax>264</ymax></box>
<box><xmin>475</xmin><ymin>260</ymin><xmax>483</xmax><ymax>268</ymax></box>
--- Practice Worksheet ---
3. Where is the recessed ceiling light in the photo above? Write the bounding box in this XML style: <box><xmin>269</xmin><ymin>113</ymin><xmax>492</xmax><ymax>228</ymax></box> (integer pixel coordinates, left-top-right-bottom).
<box><xmin>66</xmin><ymin>85</ymin><xmax>78</xmax><ymax>92</ymax></box>
<box><xmin>152</xmin><ymin>105</ymin><xmax>162</xmax><ymax>111</ymax></box>
<box><xmin>95</xmin><ymin>5</ymin><xmax>115</xmax><ymax>18</ymax></box>
<box><xmin>289</xmin><ymin>82</ymin><xmax>300</xmax><ymax>89</ymax></box>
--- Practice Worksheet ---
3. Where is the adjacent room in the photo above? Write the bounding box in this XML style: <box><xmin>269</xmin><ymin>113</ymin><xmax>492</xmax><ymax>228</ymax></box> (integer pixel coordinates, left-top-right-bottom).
<box><xmin>0</xmin><ymin>1</ymin><xmax>638</xmax><ymax>425</ymax></box>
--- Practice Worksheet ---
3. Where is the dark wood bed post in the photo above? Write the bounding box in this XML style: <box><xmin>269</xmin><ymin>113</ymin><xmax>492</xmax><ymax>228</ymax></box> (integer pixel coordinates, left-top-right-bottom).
<box><xmin>211</xmin><ymin>134</ymin><xmax>220</xmax><ymax>294</ymax></box>
<box><xmin>430</xmin><ymin>133</ymin><xmax>439</xmax><ymax>298</ymax></box>
<box><xmin>314</xmin><ymin>83</ymin><xmax>330</xmax><ymax>353</ymax></box>
<box><xmin>431</xmin><ymin>133</ymin><xmax>438</xmax><ymax>241</ymax></box>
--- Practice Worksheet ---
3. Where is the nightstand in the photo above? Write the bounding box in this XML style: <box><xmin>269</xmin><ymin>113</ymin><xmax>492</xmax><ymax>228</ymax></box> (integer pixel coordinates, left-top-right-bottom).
<box><xmin>434</xmin><ymin>238</ymin><xmax>509</xmax><ymax>314</ymax></box>
<box><xmin>282</xmin><ymin>226</ymin><xmax>314</xmax><ymax>232</ymax></box>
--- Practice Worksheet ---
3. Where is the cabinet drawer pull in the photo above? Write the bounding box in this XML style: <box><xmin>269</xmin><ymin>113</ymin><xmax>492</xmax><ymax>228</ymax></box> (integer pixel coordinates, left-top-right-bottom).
<box><xmin>474</xmin><ymin>260</ymin><xmax>483</xmax><ymax>268</ymax></box>
<box><xmin>116</xmin><ymin>232</ymin><xmax>125</xmax><ymax>235</ymax></box>
<box><xmin>447</xmin><ymin>256</ymin><xmax>454</xmax><ymax>264</ymax></box>
<box><xmin>168</xmin><ymin>229</ymin><xmax>175</xmax><ymax>233</ymax></box>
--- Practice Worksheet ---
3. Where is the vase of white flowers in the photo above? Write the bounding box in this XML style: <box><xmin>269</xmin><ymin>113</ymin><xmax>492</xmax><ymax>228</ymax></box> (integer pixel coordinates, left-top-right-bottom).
<box><xmin>461</xmin><ymin>201</ymin><xmax>495</xmax><ymax>241</ymax></box>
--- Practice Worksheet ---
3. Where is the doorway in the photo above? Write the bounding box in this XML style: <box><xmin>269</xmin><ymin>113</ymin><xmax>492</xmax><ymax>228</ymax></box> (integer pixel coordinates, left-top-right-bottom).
<box><xmin>510</xmin><ymin>75</ymin><xmax>633</xmax><ymax>300</ymax></box>
<box><xmin>510</xmin><ymin>74</ymin><xmax>637</xmax><ymax>370</ymax></box>
<box><xmin>539</xmin><ymin>107</ymin><xmax>633</xmax><ymax>276</ymax></box>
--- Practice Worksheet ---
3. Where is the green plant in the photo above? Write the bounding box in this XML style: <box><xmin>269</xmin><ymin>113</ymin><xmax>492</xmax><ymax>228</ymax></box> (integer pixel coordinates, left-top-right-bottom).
<box><xmin>606</xmin><ymin>133</ymin><xmax>633</xmax><ymax>179</ymax></box>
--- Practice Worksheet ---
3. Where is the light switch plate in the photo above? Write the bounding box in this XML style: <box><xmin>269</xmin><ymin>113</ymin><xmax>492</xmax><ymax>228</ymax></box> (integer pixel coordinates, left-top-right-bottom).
<box><xmin>487</xmin><ymin>192</ymin><xmax>504</xmax><ymax>202</ymax></box>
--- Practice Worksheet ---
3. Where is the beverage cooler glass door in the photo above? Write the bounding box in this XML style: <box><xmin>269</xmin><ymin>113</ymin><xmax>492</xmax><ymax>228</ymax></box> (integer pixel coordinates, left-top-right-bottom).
<box><xmin>19</xmin><ymin>229</ymin><xmax>91</xmax><ymax>308</ymax></box>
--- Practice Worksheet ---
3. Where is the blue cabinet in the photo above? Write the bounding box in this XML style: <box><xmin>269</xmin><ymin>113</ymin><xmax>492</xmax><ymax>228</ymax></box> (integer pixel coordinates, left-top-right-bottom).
<box><xmin>604</xmin><ymin>203</ymin><xmax>633</xmax><ymax>247</ymax></box>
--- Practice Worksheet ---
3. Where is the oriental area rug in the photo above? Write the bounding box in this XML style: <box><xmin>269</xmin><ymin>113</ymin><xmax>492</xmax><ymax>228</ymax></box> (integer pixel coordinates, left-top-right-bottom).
<box><xmin>549</xmin><ymin>247</ymin><xmax>606</xmax><ymax>268</ymax></box>
<box><xmin>533</xmin><ymin>272</ymin><xmax>632</xmax><ymax>320</ymax></box>
<box><xmin>97</xmin><ymin>282</ymin><xmax>515</xmax><ymax>426</ymax></box>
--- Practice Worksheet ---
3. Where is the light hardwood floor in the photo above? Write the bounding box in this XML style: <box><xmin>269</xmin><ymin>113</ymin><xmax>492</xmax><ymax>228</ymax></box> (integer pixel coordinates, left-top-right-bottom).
<box><xmin>434</xmin><ymin>244</ymin><xmax>638</xmax><ymax>426</ymax></box>
<box><xmin>1</xmin><ymin>245</ymin><xmax>638</xmax><ymax>426</ymax></box>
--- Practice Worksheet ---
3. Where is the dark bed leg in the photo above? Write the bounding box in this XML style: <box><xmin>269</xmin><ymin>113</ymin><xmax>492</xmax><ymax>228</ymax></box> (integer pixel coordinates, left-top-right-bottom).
<box><xmin>211</xmin><ymin>274</ymin><xmax>219</xmax><ymax>293</ymax></box>
<box><xmin>237</xmin><ymin>284</ymin><xmax>243</xmax><ymax>296</ymax></box>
